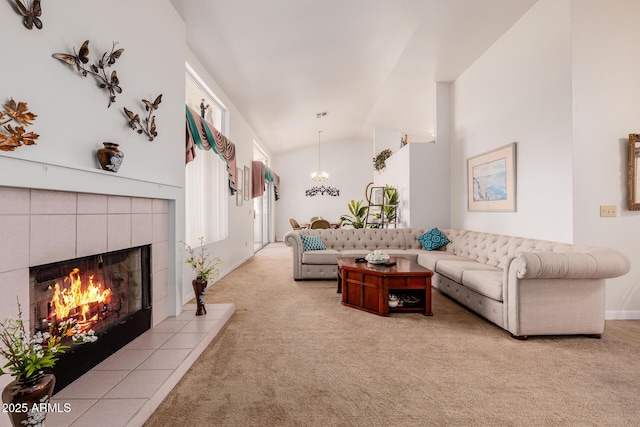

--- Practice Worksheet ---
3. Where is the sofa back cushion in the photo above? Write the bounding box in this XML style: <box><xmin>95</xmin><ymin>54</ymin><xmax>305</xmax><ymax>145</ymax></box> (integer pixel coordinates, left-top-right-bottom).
<box><xmin>454</xmin><ymin>230</ymin><xmax>577</xmax><ymax>269</ymax></box>
<box><xmin>298</xmin><ymin>228</ymin><xmax>407</xmax><ymax>250</ymax></box>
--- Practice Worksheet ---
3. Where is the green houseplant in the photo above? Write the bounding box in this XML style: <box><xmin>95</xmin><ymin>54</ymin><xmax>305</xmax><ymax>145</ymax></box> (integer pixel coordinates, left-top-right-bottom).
<box><xmin>340</xmin><ymin>199</ymin><xmax>367</xmax><ymax>229</ymax></box>
<box><xmin>183</xmin><ymin>237</ymin><xmax>222</xmax><ymax>316</ymax></box>
<box><xmin>0</xmin><ymin>299</ymin><xmax>97</xmax><ymax>426</ymax></box>
<box><xmin>373</xmin><ymin>149</ymin><xmax>393</xmax><ymax>172</ymax></box>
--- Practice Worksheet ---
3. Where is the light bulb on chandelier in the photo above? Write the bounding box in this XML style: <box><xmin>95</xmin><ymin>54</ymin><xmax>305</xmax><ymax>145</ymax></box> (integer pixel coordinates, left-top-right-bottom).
<box><xmin>310</xmin><ymin>130</ymin><xmax>329</xmax><ymax>181</ymax></box>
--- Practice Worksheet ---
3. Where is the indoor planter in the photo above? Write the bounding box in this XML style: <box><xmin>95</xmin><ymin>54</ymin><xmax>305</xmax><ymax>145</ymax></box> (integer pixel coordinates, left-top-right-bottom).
<box><xmin>0</xmin><ymin>300</ymin><xmax>97</xmax><ymax>426</ymax></box>
<box><xmin>183</xmin><ymin>237</ymin><xmax>222</xmax><ymax>316</ymax></box>
<box><xmin>339</xmin><ymin>199</ymin><xmax>367</xmax><ymax>229</ymax></box>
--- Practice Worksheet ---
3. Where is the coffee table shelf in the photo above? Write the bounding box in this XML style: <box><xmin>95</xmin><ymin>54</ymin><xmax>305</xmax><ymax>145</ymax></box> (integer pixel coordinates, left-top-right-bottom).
<box><xmin>337</xmin><ymin>257</ymin><xmax>433</xmax><ymax>317</ymax></box>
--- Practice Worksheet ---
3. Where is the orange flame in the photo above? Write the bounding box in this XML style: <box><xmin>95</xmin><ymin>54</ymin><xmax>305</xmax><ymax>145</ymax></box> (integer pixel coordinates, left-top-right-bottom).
<box><xmin>49</xmin><ymin>268</ymin><xmax>112</xmax><ymax>325</ymax></box>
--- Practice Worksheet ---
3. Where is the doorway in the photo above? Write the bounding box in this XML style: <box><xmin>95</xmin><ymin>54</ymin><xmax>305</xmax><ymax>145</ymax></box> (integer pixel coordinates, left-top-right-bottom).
<box><xmin>253</xmin><ymin>143</ymin><xmax>271</xmax><ymax>252</ymax></box>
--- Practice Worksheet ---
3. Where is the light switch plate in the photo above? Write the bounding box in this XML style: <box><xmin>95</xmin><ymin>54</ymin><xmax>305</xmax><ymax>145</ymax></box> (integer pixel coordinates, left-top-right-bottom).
<box><xmin>600</xmin><ymin>205</ymin><xmax>617</xmax><ymax>217</ymax></box>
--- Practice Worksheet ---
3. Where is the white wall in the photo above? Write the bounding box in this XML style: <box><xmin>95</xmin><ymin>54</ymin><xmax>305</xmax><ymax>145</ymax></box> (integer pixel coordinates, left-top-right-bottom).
<box><xmin>571</xmin><ymin>0</ymin><xmax>640</xmax><ymax>317</ymax></box>
<box><xmin>0</xmin><ymin>0</ymin><xmax>186</xmax><ymax>316</ymax></box>
<box><xmin>0</xmin><ymin>1</ymin><xmax>263</xmax><ymax>316</ymax></box>
<box><xmin>273</xmin><ymin>138</ymin><xmax>372</xmax><ymax>239</ymax></box>
<box><xmin>374</xmin><ymin>143</ymin><xmax>450</xmax><ymax>229</ymax></box>
<box><xmin>374</xmin><ymin>128</ymin><xmax>401</xmax><ymax>156</ymax></box>
<box><xmin>181</xmin><ymin>50</ymin><xmax>268</xmax><ymax>304</ymax></box>
<box><xmin>452</xmin><ymin>0</ymin><xmax>574</xmax><ymax>242</ymax></box>
<box><xmin>451</xmin><ymin>0</ymin><xmax>640</xmax><ymax>316</ymax></box>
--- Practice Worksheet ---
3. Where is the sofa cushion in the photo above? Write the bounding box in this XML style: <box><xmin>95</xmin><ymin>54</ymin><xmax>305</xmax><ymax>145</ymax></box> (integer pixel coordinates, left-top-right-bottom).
<box><xmin>417</xmin><ymin>228</ymin><xmax>450</xmax><ymax>251</ymax></box>
<box><xmin>436</xmin><ymin>260</ymin><xmax>501</xmax><ymax>283</ymax></box>
<box><xmin>302</xmin><ymin>250</ymin><xmax>340</xmax><ymax>265</ymax></box>
<box><xmin>300</xmin><ymin>234</ymin><xmax>327</xmax><ymax>251</ymax></box>
<box><xmin>416</xmin><ymin>252</ymin><xmax>474</xmax><ymax>271</ymax></box>
<box><xmin>462</xmin><ymin>270</ymin><xmax>504</xmax><ymax>302</ymax></box>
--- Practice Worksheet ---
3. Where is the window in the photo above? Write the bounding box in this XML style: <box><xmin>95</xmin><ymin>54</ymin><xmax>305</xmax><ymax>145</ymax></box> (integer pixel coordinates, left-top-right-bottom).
<box><xmin>184</xmin><ymin>63</ymin><xmax>229</xmax><ymax>245</ymax></box>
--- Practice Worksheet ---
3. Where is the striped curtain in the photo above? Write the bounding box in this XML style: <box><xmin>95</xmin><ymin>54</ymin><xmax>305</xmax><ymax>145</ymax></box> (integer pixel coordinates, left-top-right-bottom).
<box><xmin>185</xmin><ymin>106</ymin><xmax>238</xmax><ymax>194</ymax></box>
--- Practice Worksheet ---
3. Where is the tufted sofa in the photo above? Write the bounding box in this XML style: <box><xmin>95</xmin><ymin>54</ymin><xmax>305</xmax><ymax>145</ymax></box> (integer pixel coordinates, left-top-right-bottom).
<box><xmin>283</xmin><ymin>228</ymin><xmax>631</xmax><ymax>338</ymax></box>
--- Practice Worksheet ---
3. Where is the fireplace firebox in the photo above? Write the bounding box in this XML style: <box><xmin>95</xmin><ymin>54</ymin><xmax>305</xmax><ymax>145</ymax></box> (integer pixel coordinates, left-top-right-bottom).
<box><xmin>29</xmin><ymin>246</ymin><xmax>152</xmax><ymax>393</ymax></box>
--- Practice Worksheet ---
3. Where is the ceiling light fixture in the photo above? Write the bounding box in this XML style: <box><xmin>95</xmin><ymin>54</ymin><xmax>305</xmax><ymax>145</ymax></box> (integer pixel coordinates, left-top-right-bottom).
<box><xmin>310</xmin><ymin>130</ymin><xmax>329</xmax><ymax>181</ymax></box>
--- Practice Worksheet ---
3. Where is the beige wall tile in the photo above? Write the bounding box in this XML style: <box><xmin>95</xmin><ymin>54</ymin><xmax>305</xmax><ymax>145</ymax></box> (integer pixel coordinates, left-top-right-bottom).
<box><xmin>0</xmin><ymin>187</ymin><xmax>29</xmax><ymax>214</ymax></box>
<box><xmin>151</xmin><ymin>241</ymin><xmax>169</xmax><ymax>272</ymax></box>
<box><xmin>30</xmin><ymin>215</ymin><xmax>76</xmax><ymax>266</ymax></box>
<box><xmin>78</xmin><ymin>193</ymin><xmax>108</xmax><ymax>214</ymax></box>
<box><xmin>132</xmin><ymin>198</ymin><xmax>153</xmax><ymax>214</ymax></box>
<box><xmin>152</xmin><ymin>199</ymin><xmax>169</xmax><ymax>214</ymax></box>
<box><xmin>132</xmin><ymin>214</ymin><xmax>153</xmax><ymax>246</ymax></box>
<box><xmin>152</xmin><ymin>296</ymin><xmax>169</xmax><ymax>327</ymax></box>
<box><xmin>77</xmin><ymin>215</ymin><xmax>108</xmax><ymax>257</ymax></box>
<box><xmin>152</xmin><ymin>213</ymin><xmax>169</xmax><ymax>243</ymax></box>
<box><xmin>0</xmin><ymin>269</ymin><xmax>29</xmax><ymax>318</ymax></box>
<box><xmin>108</xmin><ymin>196</ymin><xmax>131</xmax><ymax>214</ymax></box>
<box><xmin>152</xmin><ymin>268</ymin><xmax>169</xmax><ymax>302</ymax></box>
<box><xmin>31</xmin><ymin>189</ymin><xmax>77</xmax><ymax>214</ymax></box>
<box><xmin>0</xmin><ymin>215</ymin><xmax>29</xmax><ymax>273</ymax></box>
<box><xmin>107</xmin><ymin>214</ymin><xmax>132</xmax><ymax>251</ymax></box>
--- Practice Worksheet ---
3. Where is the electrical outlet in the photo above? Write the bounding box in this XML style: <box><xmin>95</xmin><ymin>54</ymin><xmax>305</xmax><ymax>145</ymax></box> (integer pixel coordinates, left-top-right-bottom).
<box><xmin>600</xmin><ymin>205</ymin><xmax>617</xmax><ymax>217</ymax></box>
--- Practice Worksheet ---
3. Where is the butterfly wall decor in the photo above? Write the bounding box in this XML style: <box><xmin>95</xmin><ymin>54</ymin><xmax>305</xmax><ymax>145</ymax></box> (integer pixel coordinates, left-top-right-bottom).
<box><xmin>124</xmin><ymin>95</ymin><xmax>163</xmax><ymax>141</ymax></box>
<box><xmin>14</xmin><ymin>0</ymin><xmax>42</xmax><ymax>30</ymax></box>
<box><xmin>52</xmin><ymin>40</ymin><xmax>125</xmax><ymax>108</ymax></box>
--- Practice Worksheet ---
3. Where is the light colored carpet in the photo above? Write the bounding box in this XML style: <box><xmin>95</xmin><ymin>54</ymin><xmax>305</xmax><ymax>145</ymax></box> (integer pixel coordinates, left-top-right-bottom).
<box><xmin>145</xmin><ymin>243</ymin><xmax>640</xmax><ymax>426</ymax></box>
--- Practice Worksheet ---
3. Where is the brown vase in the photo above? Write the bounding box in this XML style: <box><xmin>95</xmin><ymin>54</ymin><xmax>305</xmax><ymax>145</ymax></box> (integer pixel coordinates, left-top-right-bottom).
<box><xmin>2</xmin><ymin>372</ymin><xmax>56</xmax><ymax>427</ymax></box>
<box><xmin>192</xmin><ymin>278</ymin><xmax>208</xmax><ymax>316</ymax></box>
<box><xmin>96</xmin><ymin>142</ymin><xmax>124</xmax><ymax>172</ymax></box>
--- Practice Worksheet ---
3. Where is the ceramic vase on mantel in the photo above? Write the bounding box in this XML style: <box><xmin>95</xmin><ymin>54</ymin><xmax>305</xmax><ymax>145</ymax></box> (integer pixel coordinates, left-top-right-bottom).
<box><xmin>2</xmin><ymin>371</ymin><xmax>56</xmax><ymax>427</ymax></box>
<box><xmin>97</xmin><ymin>142</ymin><xmax>124</xmax><ymax>172</ymax></box>
<box><xmin>192</xmin><ymin>279</ymin><xmax>208</xmax><ymax>316</ymax></box>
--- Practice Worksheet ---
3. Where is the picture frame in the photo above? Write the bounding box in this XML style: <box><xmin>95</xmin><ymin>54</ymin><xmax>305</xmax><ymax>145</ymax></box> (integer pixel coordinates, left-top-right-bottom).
<box><xmin>236</xmin><ymin>167</ymin><xmax>243</xmax><ymax>206</ymax></box>
<box><xmin>467</xmin><ymin>142</ymin><xmax>517</xmax><ymax>212</ymax></box>
<box><xmin>629</xmin><ymin>134</ymin><xmax>640</xmax><ymax>211</ymax></box>
<box><xmin>244</xmin><ymin>165</ymin><xmax>251</xmax><ymax>201</ymax></box>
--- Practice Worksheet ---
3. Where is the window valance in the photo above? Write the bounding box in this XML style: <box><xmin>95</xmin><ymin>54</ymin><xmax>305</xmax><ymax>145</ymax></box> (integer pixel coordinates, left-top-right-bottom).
<box><xmin>252</xmin><ymin>160</ymin><xmax>280</xmax><ymax>200</ymax></box>
<box><xmin>185</xmin><ymin>106</ymin><xmax>238</xmax><ymax>194</ymax></box>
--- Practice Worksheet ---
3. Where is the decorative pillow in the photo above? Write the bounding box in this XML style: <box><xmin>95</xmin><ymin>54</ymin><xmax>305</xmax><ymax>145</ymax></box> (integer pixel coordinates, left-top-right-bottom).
<box><xmin>417</xmin><ymin>228</ymin><xmax>450</xmax><ymax>251</ymax></box>
<box><xmin>300</xmin><ymin>234</ymin><xmax>327</xmax><ymax>251</ymax></box>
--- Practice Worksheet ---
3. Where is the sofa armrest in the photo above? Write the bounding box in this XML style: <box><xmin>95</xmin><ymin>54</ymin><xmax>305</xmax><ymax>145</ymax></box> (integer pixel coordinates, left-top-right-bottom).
<box><xmin>511</xmin><ymin>249</ymin><xmax>630</xmax><ymax>280</ymax></box>
<box><xmin>284</xmin><ymin>231</ymin><xmax>304</xmax><ymax>279</ymax></box>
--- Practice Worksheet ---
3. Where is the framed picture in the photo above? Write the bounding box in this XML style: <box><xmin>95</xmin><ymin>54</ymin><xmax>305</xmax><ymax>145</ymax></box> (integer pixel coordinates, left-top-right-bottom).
<box><xmin>244</xmin><ymin>165</ymin><xmax>251</xmax><ymax>201</ymax></box>
<box><xmin>467</xmin><ymin>142</ymin><xmax>517</xmax><ymax>212</ymax></box>
<box><xmin>236</xmin><ymin>167</ymin><xmax>243</xmax><ymax>206</ymax></box>
<box><xmin>629</xmin><ymin>134</ymin><xmax>640</xmax><ymax>210</ymax></box>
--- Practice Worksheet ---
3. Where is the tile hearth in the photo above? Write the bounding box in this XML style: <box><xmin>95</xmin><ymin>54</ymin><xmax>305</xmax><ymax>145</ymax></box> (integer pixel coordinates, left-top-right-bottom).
<box><xmin>40</xmin><ymin>303</ymin><xmax>234</xmax><ymax>427</ymax></box>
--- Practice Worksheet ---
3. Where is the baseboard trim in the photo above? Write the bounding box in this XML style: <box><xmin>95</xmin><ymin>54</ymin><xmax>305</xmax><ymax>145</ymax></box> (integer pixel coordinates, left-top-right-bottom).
<box><xmin>605</xmin><ymin>311</ymin><xmax>640</xmax><ymax>320</ymax></box>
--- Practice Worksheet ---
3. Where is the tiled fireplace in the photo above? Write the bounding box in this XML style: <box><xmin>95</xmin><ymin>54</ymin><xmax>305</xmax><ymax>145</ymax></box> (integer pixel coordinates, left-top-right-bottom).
<box><xmin>0</xmin><ymin>186</ymin><xmax>171</xmax><ymax>392</ymax></box>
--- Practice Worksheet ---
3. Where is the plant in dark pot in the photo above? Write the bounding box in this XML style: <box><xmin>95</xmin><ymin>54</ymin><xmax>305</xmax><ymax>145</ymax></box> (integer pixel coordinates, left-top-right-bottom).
<box><xmin>340</xmin><ymin>199</ymin><xmax>367</xmax><ymax>229</ymax></box>
<box><xmin>183</xmin><ymin>237</ymin><xmax>222</xmax><ymax>316</ymax></box>
<box><xmin>0</xmin><ymin>299</ymin><xmax>97</xmax><ymax>426</ymax></box>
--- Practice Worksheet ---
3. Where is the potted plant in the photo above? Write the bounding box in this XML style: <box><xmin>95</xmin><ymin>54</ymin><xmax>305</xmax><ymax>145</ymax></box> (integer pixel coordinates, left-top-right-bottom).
<box><xmin>0</xmin><ymin>299</ymin><xmax>97</xmax><ymax>426</ymax></box>
<box><xmin>340</xmin><ymin>199</ymin><xmax>367</xmax><ymax>229</ymax></box>
<box><xmin>373</xmin><ymin>149</ymin><xmax>393</xmax><ymax>172</ymax></box>
<box><xmin>183</xmin><ymin>237</ymin><xmax>222</xmax><ymax>316</ymax></box>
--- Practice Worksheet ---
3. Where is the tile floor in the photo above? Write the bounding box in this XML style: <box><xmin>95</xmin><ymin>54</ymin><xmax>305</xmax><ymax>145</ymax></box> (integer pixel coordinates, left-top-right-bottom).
<box><xmin>42</xmin><ymin>303</ymin><xmax>235</xmax><ymax>427</ymax></box>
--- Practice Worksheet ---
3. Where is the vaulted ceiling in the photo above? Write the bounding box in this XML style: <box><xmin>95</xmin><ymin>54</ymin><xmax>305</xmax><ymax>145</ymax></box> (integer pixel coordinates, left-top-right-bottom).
<box><xmin>170</xmin><ymin>0</ymin><xmax>537</xmax><ymax>154</ymax></box>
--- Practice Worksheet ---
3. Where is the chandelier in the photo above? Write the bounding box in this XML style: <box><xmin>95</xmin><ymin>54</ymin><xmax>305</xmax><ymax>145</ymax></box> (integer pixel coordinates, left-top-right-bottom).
<box><xmin>310</xmin><ymin>130</ymin><xmax>329</xmax><ymax>181</ymax></box>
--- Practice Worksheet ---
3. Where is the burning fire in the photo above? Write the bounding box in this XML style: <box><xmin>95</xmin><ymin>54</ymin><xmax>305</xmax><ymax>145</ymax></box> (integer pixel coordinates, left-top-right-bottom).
<box><xmin>49</xmin><ymin>268</ymin><xmax>113</xmax><ymax>328</ymax></box>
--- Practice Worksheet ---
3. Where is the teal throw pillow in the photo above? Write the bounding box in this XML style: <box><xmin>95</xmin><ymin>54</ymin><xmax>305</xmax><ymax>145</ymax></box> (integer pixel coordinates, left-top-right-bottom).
<box><xmin>300</xmin><ymin>234</ymin><xmax>327</xmax><ymax>251</ymax></box>
<box><xmin>417</xmin><ymin>228</ymin><xmax>450</xmax><ymax>251</ymax></box>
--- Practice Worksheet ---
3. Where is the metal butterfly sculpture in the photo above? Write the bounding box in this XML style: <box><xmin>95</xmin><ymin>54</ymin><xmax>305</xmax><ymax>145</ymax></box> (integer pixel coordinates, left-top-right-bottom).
<box><xmin>52</xmin><ymin>40</ymin><xmax>124</xmax><ymax>108</ymax></box>
<box><xmin>124</xmin><ymin>95</ymin><xmax>162</xmax><ymax>141</ymax></box>
<box><xmin>15</xmin><ymin>0</ymin><xmax>42</xmax><ymax>30</ymax></box>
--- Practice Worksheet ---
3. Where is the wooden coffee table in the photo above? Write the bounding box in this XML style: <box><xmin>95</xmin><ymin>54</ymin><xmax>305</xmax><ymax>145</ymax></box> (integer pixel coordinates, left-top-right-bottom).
<box><xmin>337</xmin><ymin>257</ymin><xmax>434</xmax><ymax>317</ymax></box>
